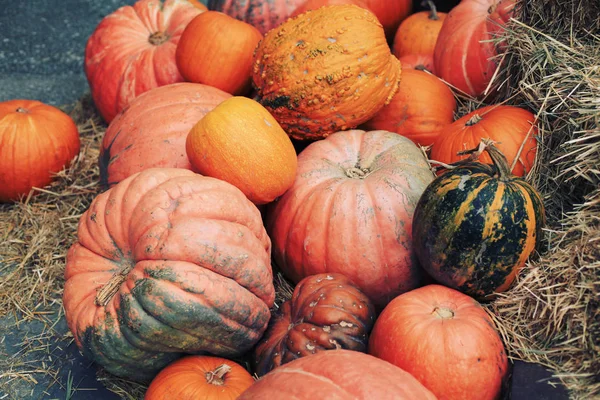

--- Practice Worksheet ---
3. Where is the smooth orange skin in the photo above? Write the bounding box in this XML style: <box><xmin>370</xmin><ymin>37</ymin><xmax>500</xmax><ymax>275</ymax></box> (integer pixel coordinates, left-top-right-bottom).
<box><xmin>186</xmin><ymin>97</ymin><xmax>297</xmax><ymax>205</ymax></box>
<box><xmin>393</xmin><ymin>9</ymin><xmax>447</xmax><ymax>59</ymax></box>
<box><xmin>369</xmin><ymin>284</ymin><xmax>509</xmax><ymax>400</ymax></box>
<box><xmin>0</xmin><ymin>100</ymin><xmax>80</xmax><ymax>202</ymax></box>
<box><xmin>433</xmin><ymin>0</ymin><xmax>515</xmax><ymax>98</ymax></box>
<box><xmin>398</xmin><ymin>53</ymin><xmax>436</xmax><ymax>74</ymax></box>
<box><xmin>363</xmin><ymin>69</ymin><xmax>456</xmax><ymax>147</ymax></box>
<box><xmin>290</xmin><ymin>0</ymin><xmax>370</xmax><ymax>17</ymax></box>
<box><xmin>430</xmin><ymin>105</ymin><xmax>538</xmax><ymax>176</ymax></box>
<box><xmin>176</xmin><ymin>11</ymin><xmax>263</xmax><ymax>95</ymax></box>
<box><xmin>239</xmin><ymin>350</ymin><xmax>438</xmax><ymax>399</ymax></box>
<box><xmin>187</xmin><ymin>0</ymin><xmax>208</xmax><ymax>10</ymax></box>
<box><xmin>84</xmin><ymin>0</ymin><xmax>202</xmax><ymax>123</ymax></box>
<box><xmin>145</xmin><ymin>356</ymin><xmax>254</xmax><ymax>400</ymax></box>
<box><xmin>364</xmin><ymin>0</ymin><xmax>413</xmax><ymax>39</ymax></box>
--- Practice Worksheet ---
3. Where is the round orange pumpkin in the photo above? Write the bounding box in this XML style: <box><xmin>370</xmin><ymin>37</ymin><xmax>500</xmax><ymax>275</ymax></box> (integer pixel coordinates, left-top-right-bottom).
<box><xmin>369</xmin><ymin>284</ymin><xmax>509</xmax><ymax>400</ymax></box>
<box><xmin>364</xmin><ymin>0</ymin><xmax>413</xmax><ymax>39</ymax></box>
<box><xmin>0</xmin><ymin>100</ymin><xmax>80</xmax><ymax>202</ymax></box>
<box><xmin>398</xmin><ymin>53</ymin><xmax>436</xmax><ymax>74</ymax></box>
<box><xmin>253</xmin><ymin>5</ymin><xmax>402</xmax><ymax>140</ymax></box>
<box><xmin>63</xmin><ymin>168</ymin><xmax>274</xmax><ymax>382</ymax></box>
<box><xmin>239</xmin><ymin>350</ymin><xmax>437</xmax><ymax>399</ymax></box>
<box><xmin>99</xmin><ymin>83</ymin><xmax>231</xmax><ymax>188</ymax></box>
<box><xmin>85</xmin><ymin>0</ymin><xmax>202</xmax><ymax>123</ymax></box>
<box><xmin>186</xmin><ymin>96</ymin><xmax>297</xmax><ymax>205</ymax></box>
<box><xmin>145</xmin><ymin>356</ymin><xmax>254</xmax><ymax>400</ymax></box>
<box><xmin>176</xmin><ymin>11</ymin><xmax>263</xmax><ymax>95</ymax></box>
<box><xmin>392</xmin><ymin>1</ymin><xmax>447</xmax><ymax>60</ymax></box>
<box><xmin>266</xmin><ymin>130</ymin><xmax>434</xmax><ymax>308</ymax></box>
<box><xmin>363</xmin><ymin>69</ymin><xmax>456</xmax><ymax>147</ymax></box>
<box><xmin>290</xmin><ymin>0</ymin><xmax>370</xmax><ymax>17</ymax></box>
<box><xmin>433</xmin><ymin>0</ymin><xmax>514</xmax><ymax>98</ymax></box>
<box><xmin>430</xmin><ymin>105</ymin><xmax>538</xmax><ymax>176</ymax></box>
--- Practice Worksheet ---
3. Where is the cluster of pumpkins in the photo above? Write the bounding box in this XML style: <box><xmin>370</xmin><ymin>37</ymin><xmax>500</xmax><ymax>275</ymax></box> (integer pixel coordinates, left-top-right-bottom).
<box><xmin>0</xmin><ymin>0</ymin><xmax>547</xmax><ymax>399</ymax></box>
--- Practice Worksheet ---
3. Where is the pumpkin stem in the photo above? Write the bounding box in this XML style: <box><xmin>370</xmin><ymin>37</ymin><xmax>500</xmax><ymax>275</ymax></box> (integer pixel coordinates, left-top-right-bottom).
<box><xmin>95</xmin><ymin>261</ymin><xmax>135</xmax><ymax>306</ymax></box>
<box><xmin>206</xmin><ymin>364</ymin><xmax>231</xmax><ymax>386</ymax></box>
<box><xmin>345</xmin><ymin>166</ymin><xmax>370</xmax><ymax>179</ymax></box>
<box><xmin>148</xmin><ymin>31</ymin><xmax>170</xmax><ymax>45</ymax></box>
<box><xmin>457</xmin><ymin>139</ymin><xmax>513</xmax><ymax>180</ymax></box>
<box><xmin>16</xmin><ymin>107</ymin><xmax>30</xmax><ymax>113</ymax></box>
<box><xmin>432</xmin><ymin>306</ymin><xmax>454</xmax><ymax>319</ymax></box>
<box><xmin>421</xmin><ymin>0</ymin><xmax>439</xmax><ymax>20</ymax></box>
<box><xmin>465</xmin><ymin>114</ymin><xmax>483</xmax><ymax>126</ymax></box>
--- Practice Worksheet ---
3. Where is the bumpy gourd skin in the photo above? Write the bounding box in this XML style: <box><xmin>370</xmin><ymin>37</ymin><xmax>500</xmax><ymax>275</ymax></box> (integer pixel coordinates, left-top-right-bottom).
<box><xmin>252</xmin><ymin>5</ymin><xmax>402</xmax><ymax>140</ymax></box>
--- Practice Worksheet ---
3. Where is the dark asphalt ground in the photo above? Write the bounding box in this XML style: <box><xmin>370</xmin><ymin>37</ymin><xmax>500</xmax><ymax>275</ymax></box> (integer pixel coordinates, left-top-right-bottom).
<box><xmin>0</xmin><ymin>0</ymin><xmax>570</xmax><ymax>399</ymax></box>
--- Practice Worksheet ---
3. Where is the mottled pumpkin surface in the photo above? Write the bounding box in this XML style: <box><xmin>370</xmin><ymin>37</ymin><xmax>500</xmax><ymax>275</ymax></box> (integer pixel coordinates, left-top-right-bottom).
<box><xmin>252</xmin><ymin>5</ymin><xmax>401</xmax><ymax>140</ymax></box>
<box><xmin>208</xmin><ymin>0</ymin><xmax>304</xmax><ymax>34</ymax></box>
<box><xmin>253</xmin><ymin>273</ymin><xmax>375</xmax><ymax>376</ymax></box>
<box><xmin>63</xmin><ymin>168</ymin><xmax>274</xmax><ymax>382</ymax></box>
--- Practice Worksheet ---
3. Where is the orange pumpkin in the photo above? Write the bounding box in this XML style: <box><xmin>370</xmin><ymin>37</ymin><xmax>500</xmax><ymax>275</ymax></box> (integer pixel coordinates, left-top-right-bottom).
<box><xmin>253</xmin><ymin>5</ymin><xmax>401</xmax><ymax>140</ymax></box>
<box><xmin>393</xmin><ymin>1</ymin><xmax>447</xmax><ymax>60</ymax></box>
<box><xmin>364</xmin><ymin>0</ymin><xmax>413</xmax><ymax>39</ymax></box>
<box><xmin>369</xmin><ymin>284</ymin><xmax>509</xmax><ymax>400</ymax></box>
<box><xmin>363</xmin><ymin>69</ymin><xmax>456</xmax><ymax>147</ymax></box>
<box><xmin>290</xmin><ymin>0</ymin><xmax>370</xmax><ymax>17</ymax></box>
<box><xmin>430</xmin><ymin>105</ymin><xmax>538</xmax><ymax>176</ymax></box>
<box><xmin>176</xmin><ymin>11</ymin><xmax>263</xmax><ymax>95</ymax></box>
<box><xmin>0</xmin><ymin>100</ymin><xmax>80</xmax><ymax>202</ymax></box>
<box><xmin>145</xmin><ymin>356</ymin><xmax>254</xmax><ymax>400</ymax></box>
<box><xmin>398</xmin><ymin>54</ymin><xmax>436</xmax><ymax>74</ymax></box>
<box><xmin>186</xmin><ymin>96</ymin><xmax>297</xmax><ymax>204</ymax></box>
<box><xmin>187</xmin><ymin>0</ymin><xmax>208</xmax><ymax>10</ymax></box>
<box><xmin>84</xmin><ymin>0</ymin><xmax>202</xmax><ymax>123</ymax></box>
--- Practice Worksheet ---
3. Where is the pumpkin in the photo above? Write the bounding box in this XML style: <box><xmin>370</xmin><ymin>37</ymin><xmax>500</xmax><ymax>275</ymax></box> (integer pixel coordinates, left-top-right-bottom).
<box><xmin>99</xmin><ymin>83</ymin><xmax>231</xmax><ymax>188</ymax></box>
<box><xmin>430</xmin><ymin>105</ymin><xmax>538</xmax><ymax>177</ymax></box>
<box><xmin>145</xmin><ymin>355</ymin><xmax>254</xmax><ymax>400</ymax></box>
<box><xmin>186</xmin><ymin>96</ymin><xmax>297</xmax><ymax>205</ymax></box>
<box><xmin>63</xmin><ymin>168</ymin><xmax>274</xmax><ymax>382</ymax></box>
<box><xmin>253</xmin><ymin>273</ymin><xmax>376</xmax><ymax>376</ymax></box>
<box><xmin>240</xmin><ymin>350</ymin><xmax>437</xmax><ymax>399</ymax></box>
<box><xmin>392</xmin><ymin>1</ymin><xmax>447</xmax><ymax>60</ymax></box>
<box><xmin>266</xmin><ymin>130</ymin><xmax>434</xmax><ymax>308</ymax></box>
<box><xmin>85</xmin><ymin>0</ymin><xmax>202</xmax><ymax>123</ymax></box>
<box><xmin>0</xmin><ymin>100</ymin><xmax>80</xmax><ymax>202</ymax></box>
<box><xmin>433</xmin><ymin>0</ymin><xmax>515</xmax><ymax>97</ymax></box>
<box><xmin>363</xmin><ymin>69</ymin><xmax>456</xmax><ymax>147</ymax></box>
<box><xmin>369</xmin><ymin>284</ymin><xmax>509</xmax><ymax>400</ymax></box>
<box><xmin>413</xmin><ymin>140</ymin><xmax>545</xmax><ymax>298</ymax></box>
<box><xmin>253</xmin><ymin>5</ymin><xmax>401</xmax><ymax>140</ymax></box>
<box><xmin>208</xmin><ymin>0</ymin><xmax>304</xmax><ymax>34</ymax></box>
<box><xmin>290</xmin><ymin>0</ymin><xmax>370</xmax><ymax>18</ymax></box>
<box><xmin>187</xmin><ymin>0</ymin><xmax>208</xmax><ymax>10</ymax></box>
<box><xmin>398</xmin><ymin>54</ymin><xmax>435</xmax><ymax>74</ymax></box>
<box><xmin>176</xmin><ymin>11</ymin><xmax>263</xmax><ymax>95</ymax></box>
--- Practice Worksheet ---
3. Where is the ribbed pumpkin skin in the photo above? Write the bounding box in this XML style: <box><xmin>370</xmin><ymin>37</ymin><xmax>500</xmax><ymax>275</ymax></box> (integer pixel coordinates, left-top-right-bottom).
<box><xmin>392</xmin><ymin>9</ymin><xmax>447</xmax><ymax>59</ymax></box>
<box><xmin>430</xmin><ymin>105</ymin><xmax>538</xmax><ymax>177</ymax></box>
<box><xmin>369</xmin><ymin>284</ymin><xmax>509</xmax><ymax>400</ymax></box>
<box><xmin>63</xmin><ymin>168</ymin><xmax>274</xmax><ymax>382</ymax></box>
<box><xmin>412</xmin><ymin>156</ymin><xmax>545</xmax><ymax>298</ymax></box>
<box><xmin>266</xmin><ymin>130</ymin><xmax>434</xmax><ymax>308</ymax></box>
<box><xmin>433</xmin><ymin>0</ymin><xmax>514</xmax><ymax>97</ymax></box>
<box><xmin>363</xmin><ymin>69</ymin><xmax>456</xmax><ymax>147</ymax></box>
<box><xmin>84</xmin><ymin>0</ymin><xmax>202</xmax><ymax>123</ymax></box>
<box><xmin>253</xmin><ymin>5</ymin><xmax>401</xmax><ymax>140</ymax></box>
<box><xmin>208</xmin><ymin>0</ymin><xmax>304</xmax><ymax>34</ymax></box>
<box><xmin>0</xmin><ymin>100</ymin><xmax>80</xmax><ymax>202</ymax></box>
<box><xmin>99</xmin><ymin>83</ymin><xmax>231</xmax><ymax>188</ymax></box>
<box><xmin>253</xmin><ymin>273</ymin><xmax>376</xmax><ymax>376</ymax></box>
<box><xmin>239</xmin><ymin>350</ymin><xmax>438</xmax><ymax>399</ymax></box>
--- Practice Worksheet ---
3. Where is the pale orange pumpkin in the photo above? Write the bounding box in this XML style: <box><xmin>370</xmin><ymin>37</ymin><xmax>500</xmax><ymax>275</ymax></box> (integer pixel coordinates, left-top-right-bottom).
<box><xmin>393</xmin><ymin>1</ymin><xmax>446</xmax><ymax>60</ymax></box>
<box><xmin>145</xmin><ymin>356</ymin><xmax>255</xmax><ymax>400</ymax></box>
<box><xmin>176</xmin><ymin>11</ymin><xmax>263</xmax><ymax>95</ymax></box>
<box><xmin>186</xmin><ymin>96</ymin><xmax>297</xmax><ymax>204</ymax></box>
<box><xmin>0</xmin><ymin>100</ymin><xmax>80</xmax><ymax>202</ymax></box>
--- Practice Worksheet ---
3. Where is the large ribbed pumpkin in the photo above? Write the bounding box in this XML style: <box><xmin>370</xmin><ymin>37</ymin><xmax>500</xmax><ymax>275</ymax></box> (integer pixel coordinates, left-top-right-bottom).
<box><xmin>239</xmin><ymin>350</ymin><xmax>437</xmax><ymax>399</ymax></box>
<box><xmin>253</xmin><ymin>273</ymin><xmax>376</xmax><ymax>376</ymax></box>
<box><xmin>99</xmin><ymin>83</ymin><xmax>231</xmax><ymax>188</ymax></box>
<box><xmin>63</xmin><ymin>168</ymin><xmax>274</xmax><ymax>382</ymax></box>
<box><xmin>266</xmin><ymin>130</ymin><xmax>434</xmax><ymax>308</ymax></box>
<box><xmin>433</xmin><ymin>0</ymin><xmax>514</xmax><ymax>98</ymax></box>
<box><xmin>253</xmin><ymin>5</ymin><xmax>401</xmax><ymax>140</ymax></box>
<box><xmin>413</xmin><ymin>140</ymin><xmax>545</xmax><ymax>298</ymax></box>
<box><xmin>85</xmin><ymin>0</ymin><xmax>202</xmax><ymax>123</ymax></box>
<box><xmin>208</xmin><ymin>0</ymin><xmax>304</xmax><ymax>34</ymax></box>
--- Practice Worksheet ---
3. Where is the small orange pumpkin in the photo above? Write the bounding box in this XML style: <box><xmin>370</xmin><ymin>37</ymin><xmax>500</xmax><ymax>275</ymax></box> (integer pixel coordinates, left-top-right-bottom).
<box><xmin>0</xmin><ymin>100</ymin><xmax>81</xmax><ymax>202</ymax></box>
<box><xmin>186</xmin><ymin>96</ymin><xmax>297</xmax><ymax>204</ymax></box>
<box><xmin>176</xmin><ymin>11</ymin><xmax>263</xmax><ymax>95</ymax></box>
<box><xmin>393</xmin><ymin>1</ymin><xmax>447</xmax><ymax>60</ymax></box>
<box><xmin>145</xmin><ymin>355</ymin><xmax>254</xmax><ymax>400</ymax></box>
<box><xmin>363</xmin><ymin>69</ymin><xmax>456</xmax><ymax>147</ymax></box>
<box><xmin>398</xmin><ymin>54</ymin><xmax>435</xmax><ymax>74</ymax></box>
<box><xmin>253</xmin><ymin>4</ymin><xmax>401</xmax><ymax>140</ymax></box>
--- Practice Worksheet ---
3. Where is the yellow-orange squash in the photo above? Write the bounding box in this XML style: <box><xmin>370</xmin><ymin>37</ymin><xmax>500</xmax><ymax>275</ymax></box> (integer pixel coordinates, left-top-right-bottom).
<box><xmin>186</xmin><ymin>97</ymin><xmax>297</xmax><ymax>204</ymax></box>
<box><xmin>392</xmin><ymin>2</ymin><xmax>447</xmax><ymax>60</ymax></box>
<box><xmin>252</xmin><ymin>5</ymin><xmax>401</xmax><ymax>140</ymax></box>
